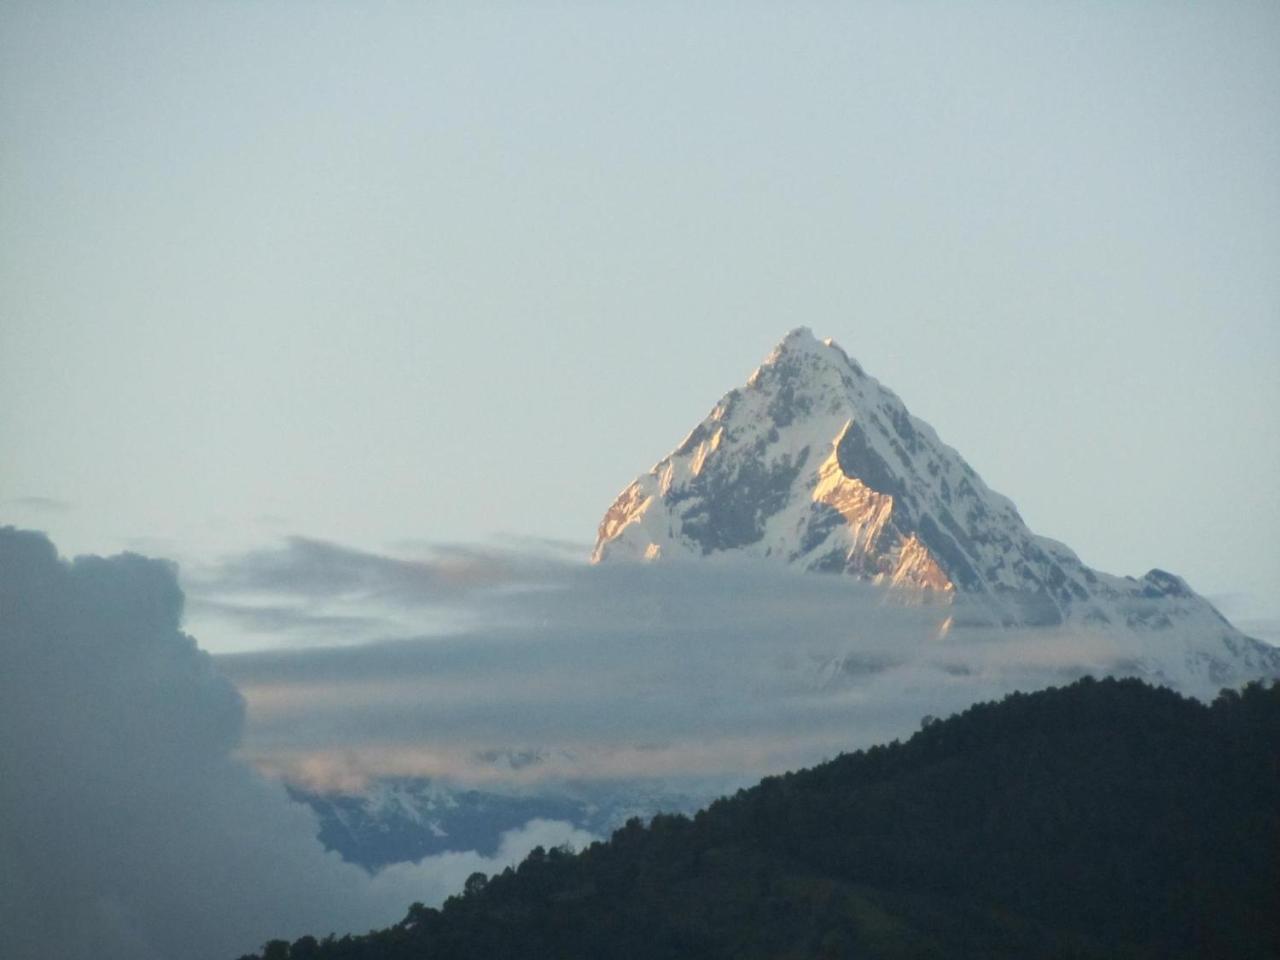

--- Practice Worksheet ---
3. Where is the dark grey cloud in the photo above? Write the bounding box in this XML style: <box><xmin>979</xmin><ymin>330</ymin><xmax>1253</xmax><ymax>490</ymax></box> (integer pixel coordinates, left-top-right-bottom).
<box><xmin>0</xmin><ymin>528</ymin><xmax>587</xmax><ymax>960</ymax></box>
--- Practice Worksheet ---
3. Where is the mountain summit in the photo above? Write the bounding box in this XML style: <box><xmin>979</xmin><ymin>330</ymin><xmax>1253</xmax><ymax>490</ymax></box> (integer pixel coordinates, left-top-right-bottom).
<box><xmin>594</xmin><ymin>329</ymin><xmax>1277</xmax><ymax>681</ymax></box>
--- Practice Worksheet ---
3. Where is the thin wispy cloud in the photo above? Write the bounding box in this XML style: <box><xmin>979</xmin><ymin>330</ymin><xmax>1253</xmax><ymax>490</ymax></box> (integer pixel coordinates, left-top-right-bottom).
<box><xmin>197</xmin><ymin>536</ymin><xmax>526</xmax><ymax>603</ymax></box>
<box><xmin>2</xmin><ymin>495</ymin><xmax>72</xmax><ymax>513</ymax></box>
<box><xmin>183</xmin><ymin>536</ymin><xmax>569</xmax><ymax>651</ymax></box>
<box><xmin>185</xmin><ymin>597</ymin><xmax>389</xmax><ymax>639</ymax></box>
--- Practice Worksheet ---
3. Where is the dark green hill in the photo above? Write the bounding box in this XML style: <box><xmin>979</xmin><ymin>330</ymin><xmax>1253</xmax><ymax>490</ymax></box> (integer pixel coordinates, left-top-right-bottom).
<box><xmin>242</xmin><ymin>677</ymin><xmax>1280</xmax><ymax>960</ymax></box>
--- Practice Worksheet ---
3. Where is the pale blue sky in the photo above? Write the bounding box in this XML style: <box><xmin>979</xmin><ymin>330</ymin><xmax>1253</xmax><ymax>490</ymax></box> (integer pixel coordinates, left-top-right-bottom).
<box><xmin>3</xmin><ymin>1</ymin><xmax>1278</xmax><ymax>646</ymax></box>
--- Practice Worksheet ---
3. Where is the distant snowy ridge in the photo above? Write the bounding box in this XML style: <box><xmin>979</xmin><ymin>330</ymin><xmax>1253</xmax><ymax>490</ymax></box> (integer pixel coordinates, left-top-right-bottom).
<box><xmin>593</xmin><ymin>328</ymin><xmax>1279</xmax><ymax>689</ymax></box>
<box><xmin>294</xmin><ymin>778</ymin><xmax>709</xmax><ymax>870</ymax></box>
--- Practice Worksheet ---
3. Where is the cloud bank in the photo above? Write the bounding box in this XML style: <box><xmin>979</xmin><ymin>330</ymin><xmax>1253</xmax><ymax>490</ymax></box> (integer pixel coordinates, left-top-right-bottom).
<box><xmin>199</xmin><ymin>536</ymin><xmax>1231</xmax><ymax>792</ymax></box>
<box><xmin>0</xmin><ymin>529</ymin><xmax>589</xmax><ymax>960</ymax></box>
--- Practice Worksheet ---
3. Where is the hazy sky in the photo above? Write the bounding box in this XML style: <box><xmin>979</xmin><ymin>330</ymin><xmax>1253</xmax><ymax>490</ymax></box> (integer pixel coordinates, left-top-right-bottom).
<box><xmin>3</xmin><ymin>2</ymin><xmax>1278</xmax><ymax>646</ymax></box>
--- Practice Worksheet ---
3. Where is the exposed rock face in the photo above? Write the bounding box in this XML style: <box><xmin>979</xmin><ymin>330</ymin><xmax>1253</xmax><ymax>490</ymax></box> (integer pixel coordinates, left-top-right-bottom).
<box><xmin>593</xmin><ymin>329</ymin><xmax>1279</xmax><ymax>675</ymax></box>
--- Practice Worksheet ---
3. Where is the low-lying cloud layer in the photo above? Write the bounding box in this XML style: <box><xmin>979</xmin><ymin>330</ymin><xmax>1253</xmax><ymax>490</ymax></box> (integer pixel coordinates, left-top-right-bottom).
<box><xmin>198</xmin><ymin>536</ymin><xmax>1231</xmax><ymax>791</ymax></box>
<box><xmin>0</xmin><ymin>529</ymin><xmax>591</xmax><ymax>960</ymax></box>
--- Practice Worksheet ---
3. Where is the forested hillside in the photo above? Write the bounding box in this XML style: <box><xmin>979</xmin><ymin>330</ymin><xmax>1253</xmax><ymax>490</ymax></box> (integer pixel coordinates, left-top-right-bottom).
<box><xmin>240</xmin><ymin>677</ymin><xmax>1280</xmax><ymax>960</ymax></box>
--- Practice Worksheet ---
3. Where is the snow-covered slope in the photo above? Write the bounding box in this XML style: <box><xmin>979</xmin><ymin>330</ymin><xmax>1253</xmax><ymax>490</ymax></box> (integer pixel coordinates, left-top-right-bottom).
<box><xmin>594</xmin><ymin>328</ymin><xmax>1279</xmax><ymax>685</ymax></box>
<box><xmin>294</xmin><ymin>778</ymin><xmax>709</xmax><ymax>869</ymax></box>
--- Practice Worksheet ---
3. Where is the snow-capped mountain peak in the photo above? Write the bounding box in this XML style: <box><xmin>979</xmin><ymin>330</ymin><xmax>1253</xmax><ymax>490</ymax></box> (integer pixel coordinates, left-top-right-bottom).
<box><xmin>593</xmin><ymin>329</ymin><xmax>1278</xmax><ymax>679</ymax></box>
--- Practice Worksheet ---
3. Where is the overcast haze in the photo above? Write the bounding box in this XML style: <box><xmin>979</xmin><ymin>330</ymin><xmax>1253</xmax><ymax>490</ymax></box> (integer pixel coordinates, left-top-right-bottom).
<box><xmin>3</xmin><ymin>1</ymin><xmax>1278</xmax><ymax>647</ymax></box>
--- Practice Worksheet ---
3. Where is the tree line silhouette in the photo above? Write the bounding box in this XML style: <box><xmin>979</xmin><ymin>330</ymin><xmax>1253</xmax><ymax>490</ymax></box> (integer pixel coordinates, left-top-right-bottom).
<box><xmin>239</xmin><ymin>676</ymin><xmax>1279</xmax><ymax>959</ymax></box>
